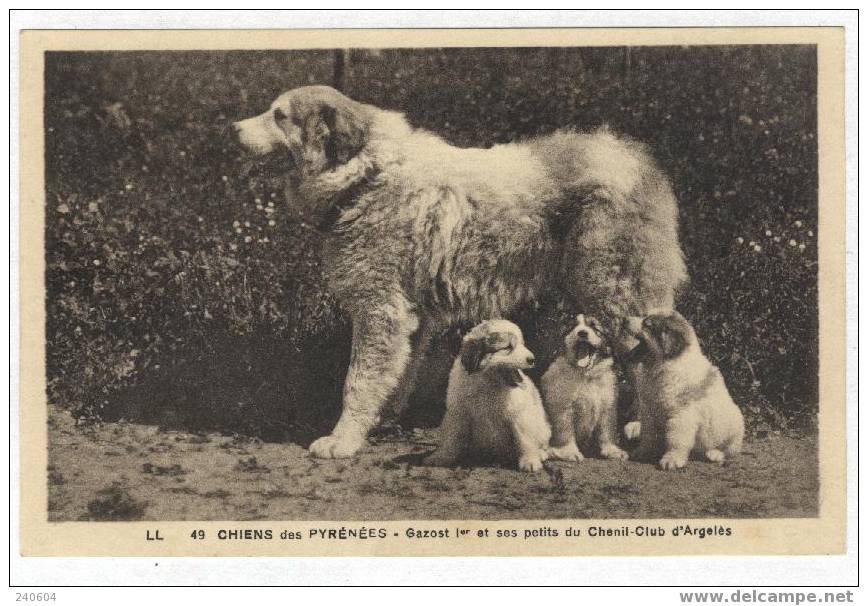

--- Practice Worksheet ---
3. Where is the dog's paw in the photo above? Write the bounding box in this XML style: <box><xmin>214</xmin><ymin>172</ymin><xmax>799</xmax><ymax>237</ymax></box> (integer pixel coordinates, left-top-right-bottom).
<box><xmin>309</xmin><ymin>433</ymin><xmax>365</xmax><ymax>459</ymax></box>
<box><xmin>658</xmin><ymin>451</ymin><xmax>688</xmax><ymax>471</ymax></box>
<box><xmin>423</xmin><ymin>451</ymin><xmax>457</xmax><ymax>468</ymax></box>
<box><xmin>623</xmin><ymin>421</ymin><xmax>642</xmax><ymax>440</ymax></box>
<box><xmin>548</xmin><ymin>444</ymin><xmax>584</xmax><ymax>462</ymax></box>
<box><xmin>518</xmin><ymin>452</ymin><xmax>546</xmax><ymax>472</ymax></box>
<box><xmin>600</xmin><ymin>443</ymin><xmax>629</xmax><ymax>461</ymax></box>
<box><xmin>705</xmin><ymin>449</ymin><xmax>726</xmax><ymax>463</ymax></box>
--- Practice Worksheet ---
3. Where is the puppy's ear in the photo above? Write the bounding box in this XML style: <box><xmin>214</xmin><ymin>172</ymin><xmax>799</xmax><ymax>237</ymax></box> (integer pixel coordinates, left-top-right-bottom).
<box><xmin>460</xmin><ymin>338</ymin><xmax>487</xmax><ymax>373</ymax></box>
<box><xmin>658</xmin><ymin>322</ymin><xmax>688</xmax><ymax>359</ymax></box>
<box><xmin>625</xmin><ymin>340</ymin><xmax>650</xmax><ymax>364</ymax></box>
<box><xmin>320</xmin><ymin>100</ymin><xmax>367</xmax><ymax>165</ymax></box>
<box><xmin>496</xmin><ymin>367</ymin><xmax>523</xmax><ymax>388</ymax></box>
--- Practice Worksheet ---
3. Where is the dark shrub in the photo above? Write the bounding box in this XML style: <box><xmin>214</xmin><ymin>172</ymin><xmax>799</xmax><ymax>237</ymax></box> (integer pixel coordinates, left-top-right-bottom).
<box><xmin>45</xmin><ymin>46</ymin><xmax>817</xmax><ymax>437</ymax></box>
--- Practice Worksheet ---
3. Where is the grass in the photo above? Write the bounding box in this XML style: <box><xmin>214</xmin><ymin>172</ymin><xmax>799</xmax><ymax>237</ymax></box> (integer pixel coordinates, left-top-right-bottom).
<box><xmin>45</xmin><ymin>46</ymin><xmax>818</xmax><ymax>439</ymax></box>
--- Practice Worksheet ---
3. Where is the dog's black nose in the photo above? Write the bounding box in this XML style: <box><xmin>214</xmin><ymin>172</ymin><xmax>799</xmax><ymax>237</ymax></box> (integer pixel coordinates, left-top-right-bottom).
<box><xmin>577</xmin><ymin>329</ymin><xmax>589</xmax><ymax>339</ymax></box>
<box><xmin>526</xmin><ymin>355</ymin><xmax>535</xmax><ymax>367</ymax></box>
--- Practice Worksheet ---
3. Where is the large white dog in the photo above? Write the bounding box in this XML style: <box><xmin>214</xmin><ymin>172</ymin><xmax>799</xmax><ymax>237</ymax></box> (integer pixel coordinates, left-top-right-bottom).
<box><xmin>233</xmin><ymin>85</ymin><xmax>687</xmax><ymax>458</ymax></box>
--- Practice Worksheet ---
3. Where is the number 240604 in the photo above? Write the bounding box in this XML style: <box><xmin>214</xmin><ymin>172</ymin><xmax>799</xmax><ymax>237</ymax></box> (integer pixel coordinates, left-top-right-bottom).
<box><xmin>16</xmin><ymin>594</ymin><xmax>56</xmax><ymax>602</ymax></box>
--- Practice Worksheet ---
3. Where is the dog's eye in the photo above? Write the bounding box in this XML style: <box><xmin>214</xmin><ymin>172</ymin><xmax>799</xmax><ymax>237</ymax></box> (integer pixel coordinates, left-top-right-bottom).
<box><xmin>273</xmin><ymin>108</ymin><xmax>287</xmax><ymax>122</ymax></box>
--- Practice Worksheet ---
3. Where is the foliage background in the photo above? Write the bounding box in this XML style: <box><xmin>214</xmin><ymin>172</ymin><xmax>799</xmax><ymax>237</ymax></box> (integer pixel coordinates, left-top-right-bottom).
<box><xmin>44</xmin><ymin>46</ymin><xmax>818</xmax><ymax>441</ymax></box>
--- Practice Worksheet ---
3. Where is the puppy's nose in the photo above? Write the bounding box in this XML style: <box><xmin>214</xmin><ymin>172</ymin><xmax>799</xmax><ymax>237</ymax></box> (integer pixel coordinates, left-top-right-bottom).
<box><xmin>577</xmin><ymin>329</ymin><xmax>589</xmax><ymax>339</ymax></box>
<box><xmin>526</xmin><ymin>354</ymin><xmax>536</xmax><ymax>367</ymax></box>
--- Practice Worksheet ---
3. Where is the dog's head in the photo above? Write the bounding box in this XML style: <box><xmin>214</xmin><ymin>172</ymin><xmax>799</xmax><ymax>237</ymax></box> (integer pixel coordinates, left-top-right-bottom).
<box><xmin>232</xmin><ymin>85</ymin><xmax>370</xmax><ymax>179</ymax></box>
<box><xmin>623</xmin><ymin>310</ymin><xmax>696</xmax><ymax>363</ymax></box>
<box><xmin>563</xmin><ymin>314</ymin><xmax>611</xmax><ymax>369</ymax></box>
<box><xmin>459</xmin><ymin>320</ymin><xmax>535</xmax><ymax>386</ymax></box>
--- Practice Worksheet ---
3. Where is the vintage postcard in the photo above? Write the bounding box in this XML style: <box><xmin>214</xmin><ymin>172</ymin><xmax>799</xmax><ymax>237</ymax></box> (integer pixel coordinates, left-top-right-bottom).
<box><xmin>17</xmin><ymin>24</ymin><xmax>846</xmax><ymax>560</ymax></box>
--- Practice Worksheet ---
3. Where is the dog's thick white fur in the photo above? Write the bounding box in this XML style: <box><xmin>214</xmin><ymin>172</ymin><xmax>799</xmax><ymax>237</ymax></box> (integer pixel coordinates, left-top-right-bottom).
<box><xmin>624</xmin><ymin>311</ymin><xmax>744</xmax><ymax>470</ymax></box>
<box><xmin>233</xmin><ymin>86</ymin><xmax>687</xmax><ymax>458</ymax></box>
<box><xmin>424</xmin><ymin>320</ymin><xmax>550</xmax><ymax>472</ymax></box>
<box><xmin>542</xmin><ymin>314</ymin><xmax>627</xmax><ymax>462</ymax></box>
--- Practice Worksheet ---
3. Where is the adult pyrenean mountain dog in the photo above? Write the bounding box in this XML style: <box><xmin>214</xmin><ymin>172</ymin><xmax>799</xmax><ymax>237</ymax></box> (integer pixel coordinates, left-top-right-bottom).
<box><xmin>233</xmin><ymin>85</ymin><xmax>687</xmax><ymax>458</ymax></box>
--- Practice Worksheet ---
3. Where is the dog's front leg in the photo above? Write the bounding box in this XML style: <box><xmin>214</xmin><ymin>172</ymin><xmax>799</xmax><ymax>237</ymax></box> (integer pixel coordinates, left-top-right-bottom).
<box><xmin>658</xmin><ymin>409</ymin><xmax>699</xmax><ymax>471</ymax></box>
<box><xmin>309</xmin><ymin>297</ymin><xmax>418</xmax><ymax>458</ymax></box>
<box><xmin>598</xmin><ymin>401</ymin><xmax>629</xmax><ymax>460</ymax></box>
<box><xmin>510</xmin><ymin>413</ymin><xmax>549</xmax><ymax>472</ymax></box>
<box><xmin>547</xmin><ymin>404</ymin><xmax>584</xmax><ymax>462</ymax></box>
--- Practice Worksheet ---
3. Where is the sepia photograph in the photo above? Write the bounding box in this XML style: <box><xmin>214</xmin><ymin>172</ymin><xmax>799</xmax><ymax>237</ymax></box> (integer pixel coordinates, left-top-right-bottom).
<box><xmin>43</xmin><ymin>43</ymin><xmax>821</xmax><ymax>522</ymax></box>
<box><xmin>14</xmin><ymin>19</ymin><xmax>850</xmax><ymax>567</ymax></box>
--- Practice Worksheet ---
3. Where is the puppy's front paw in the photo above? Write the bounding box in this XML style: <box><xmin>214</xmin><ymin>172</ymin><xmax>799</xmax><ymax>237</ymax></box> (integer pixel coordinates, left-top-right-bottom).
<box><xmin>423</xmin><ymin>450</ymin><xmax>458</xmax><ymax>468</ymax></box>
<box><xmin>600</xmin><ymin>443</ymin><xmax>629</xmax><ymax>461</ymax></box>
<box><xmin>705</xmin><ymin>449</ymin><xmax>726</xmax><ymax>463</ymax></box>
<box><xmin>659</xmin><ymin>451</ymin><xmax>688</xmax><ymax>471</ymax></box>
<box><xmin>309</xmin><ymin>433</ymin><xmax>365</xmax><ymax>459</ymax></box>
<box><xmin>548</xmin><ymin>444</ymin><xmax>584</xmax><ymax>462</ymax></box>
<box><xmin>624</xmin><ymin>421</ymin><xmax>642</xmax><ymax>440</ymax></box>
<box><xmin>518</xmin><ymin>452</ymin><xmax>546</xmax><ymax>472</ymax></box>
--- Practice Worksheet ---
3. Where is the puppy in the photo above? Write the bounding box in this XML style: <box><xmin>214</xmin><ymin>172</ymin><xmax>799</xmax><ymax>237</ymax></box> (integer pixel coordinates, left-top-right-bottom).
<box><xmin>624</xmin><ymin>311</ymin><xmax>744</xmax><ymax>470</ymax></box>
<box><xmin>541</xmin><ymin>314</ymin><xmax>628</xmax><ymax>462</ymax></box>
<box><xmin>424</xmin><ymin>320</ymin><xmax>551</xmax><ymax>472</ymax></box>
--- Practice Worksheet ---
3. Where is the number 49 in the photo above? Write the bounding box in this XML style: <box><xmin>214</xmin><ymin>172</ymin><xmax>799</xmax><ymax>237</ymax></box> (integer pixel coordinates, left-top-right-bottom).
<box><xmin>190</xmin><ymin>530</ymin><xmax>205</xmax><ymax>540</ymax></box>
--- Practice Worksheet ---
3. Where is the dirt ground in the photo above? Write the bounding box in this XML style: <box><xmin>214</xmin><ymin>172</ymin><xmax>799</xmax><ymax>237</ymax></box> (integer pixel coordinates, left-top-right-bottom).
<box><xmin>47</xmin><ymin>405</ymin><xmax>818</xmax><ymax>522</ymax></box>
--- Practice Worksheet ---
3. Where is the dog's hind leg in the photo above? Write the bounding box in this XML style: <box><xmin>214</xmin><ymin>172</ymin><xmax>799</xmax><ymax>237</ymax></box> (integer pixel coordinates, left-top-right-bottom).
<box><xmin>309</xmin><ymin>295</ymin><xmax>419</xmax><ymax>458</ymax></box>
<box><xmin>391</xmin><ymin>320</ymin><xmax>440</xmax><ymax>417</ymax></box>
<box><xmin>424</xmin><ymin>407</ymin><xmax>469</xmax><ymax>467</ymax></box>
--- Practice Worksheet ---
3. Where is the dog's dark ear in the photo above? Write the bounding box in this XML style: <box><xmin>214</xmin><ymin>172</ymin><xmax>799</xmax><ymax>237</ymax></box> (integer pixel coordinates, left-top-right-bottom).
<box><xmin>320</xmin><ymin>99</ymin><xmax>367</xmax><ymax>165</ymax></box>
<box><xmin>496</xmin><ymin>367</ymin><xmax>523</xmax><ymax>388</ymax></box>
<box><xmin>460</xmin><ymin>338</ymin><xmax>486</xmax><ymax>373</ymax></box>
<box><xmin>625</xmin><ymin>340</ymin><xmax>650</xmax><ymax>364</ymax></box>
<box><xmin>658</xmin><ymin>322</ymin><xmax>688</xmax><ymax>359</ymax></box>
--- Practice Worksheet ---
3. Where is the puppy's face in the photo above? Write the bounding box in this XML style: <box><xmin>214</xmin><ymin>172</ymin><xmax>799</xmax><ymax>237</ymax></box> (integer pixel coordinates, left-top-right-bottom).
<box><xmin>232</xmin><ymin>85</ymin><xmax>368</xmax><ymax>179</ymax></box>
<box><xmin>460</xmin><ymin>320</ymin><xmax>536</xmax><ymax>383</ymax></box>
<box><xmin>624</xmin><ymin>311</ymin><xmax>696</xmax><ymax>363</ymax></box>
<box><xmin>563</xmin><ymin>314</ymin><xmax>610</xmax><ymax>369</ymax></box>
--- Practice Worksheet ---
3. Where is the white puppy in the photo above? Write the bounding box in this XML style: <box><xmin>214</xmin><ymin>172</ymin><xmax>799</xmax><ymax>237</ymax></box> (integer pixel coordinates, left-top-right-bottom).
<box><xmin>624</xmin><ymin>310</ymin><xmax>744</xmax><ymax>470</ymax></box>
<box><xmin>424</xmin><ymin>320</ymin><xmax>551</xmax><ymax>472</ymax></box>
<box><xmin>542</xmin><ymin>314</ymin><xmax>628</xmax><ymax>462</ymax></box>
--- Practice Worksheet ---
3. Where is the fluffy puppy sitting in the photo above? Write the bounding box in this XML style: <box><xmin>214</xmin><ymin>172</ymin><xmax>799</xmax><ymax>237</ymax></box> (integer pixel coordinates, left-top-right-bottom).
<box><xmin>624</xmin><ymin>311</ymin><xmax>744</xmax><ymax>470</ymax></box>
<box><xmin>541</xmin><ymin>314</ymin><xmax>628</xmax><ymax>462</ymax></box>
<box><xmin>424</xmin><ymin>320</ymin><xmax>551</xmax><ymax>472</ymax></box>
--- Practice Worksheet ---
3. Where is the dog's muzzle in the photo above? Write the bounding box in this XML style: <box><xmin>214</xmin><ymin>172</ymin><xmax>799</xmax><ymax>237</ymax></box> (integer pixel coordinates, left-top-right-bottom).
<box><xmin>573</xmin><ymin>339</ymin><xmax>597</xmax><ymax>369</ymax></box>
